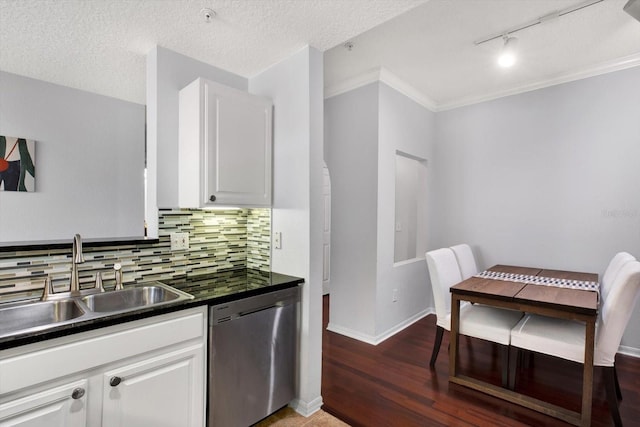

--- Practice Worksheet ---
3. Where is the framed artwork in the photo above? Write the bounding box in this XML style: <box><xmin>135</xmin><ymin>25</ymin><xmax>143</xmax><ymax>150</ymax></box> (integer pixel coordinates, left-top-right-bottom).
<box><xmin>0</xmin><ymin>135</ymin><xmax>36</xmax><ymax>192</ymax></box>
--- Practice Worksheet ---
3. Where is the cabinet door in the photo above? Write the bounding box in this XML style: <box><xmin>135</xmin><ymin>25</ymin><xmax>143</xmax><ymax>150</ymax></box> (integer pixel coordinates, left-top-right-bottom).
<box><xmin>101</xmin><ymin>344</ymin><xmax>204</xmax><ymax>427</ymax></box>
<box><xmin>204</xmin><ymin>81</ymin><xmax>272</xmax><ymax>207</ymax></box>
<box><xmin>0</xmin><ymin>380</ymin><xmax>88</xmax><ymax>427</ymax></box>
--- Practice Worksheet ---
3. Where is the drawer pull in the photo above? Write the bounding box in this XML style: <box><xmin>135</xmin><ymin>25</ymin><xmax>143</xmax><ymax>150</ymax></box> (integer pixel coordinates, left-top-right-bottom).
<box><xmin>71</xmin><ymin>387</ymin><xmax>85</xmax><ymax>399</ymax></box>
<box><xmin>209</xmin><ymin>195</ymin><xmax>217</xmax><ymax>202</ymax></box>
<box><xmin>109</xmin><ymin>376</ymin><xmax>122</xmax><ymax>387</ymax></box>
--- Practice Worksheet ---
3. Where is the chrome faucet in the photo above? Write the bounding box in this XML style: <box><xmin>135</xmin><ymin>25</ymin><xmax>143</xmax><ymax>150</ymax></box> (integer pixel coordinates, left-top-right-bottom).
<box><xmin>70</xmin><ymin>233</ymin><xmax>85</xmax><ymax>295</ymax></box>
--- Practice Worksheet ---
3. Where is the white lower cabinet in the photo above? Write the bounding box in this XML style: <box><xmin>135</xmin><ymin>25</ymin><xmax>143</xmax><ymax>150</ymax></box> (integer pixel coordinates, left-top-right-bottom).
<box><xmin>0</xmin><ymin>307</ymin><xmax>207</xmax><ymax>427</ymax></box>
<box><xmin>0</xmin><ymin>380</ymin><xmax>88</xmax><ymax>427</ymax></box>
<box><xmin>101</xmin><ymin>345</ymin><xmax>202</xmax><ymax>427</ymax></box>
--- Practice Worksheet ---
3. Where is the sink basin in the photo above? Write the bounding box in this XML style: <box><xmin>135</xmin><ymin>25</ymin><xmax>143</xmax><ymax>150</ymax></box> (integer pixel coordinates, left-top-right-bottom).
<box><xmin>81</xmin><ymin>284</ymin><xmax>189</xmax><ymax>313</ymax></box>
<box><xmin>0</xmin><ymin>282</ymin><xmax>192</xmax><ymax>340</ymax></box>
<box><xmin>0</xmin><ymin>300</ymin><xmax>85</xmax><ymax>338</ymax></box>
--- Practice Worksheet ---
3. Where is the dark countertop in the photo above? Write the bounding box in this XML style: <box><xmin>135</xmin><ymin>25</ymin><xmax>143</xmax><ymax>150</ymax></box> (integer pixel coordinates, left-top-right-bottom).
<box><xmin>165</xmin><ymin>269</ymin><xmax>304</xmax><ymax>304</ymax></box>
<box><xmin>0</xmin><ymin>269</ymin><xmax>304</xmax><ymax>351</ymax></box>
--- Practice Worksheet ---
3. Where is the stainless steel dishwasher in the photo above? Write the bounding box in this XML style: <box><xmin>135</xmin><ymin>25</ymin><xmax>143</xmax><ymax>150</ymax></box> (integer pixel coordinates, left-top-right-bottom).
<box><xmin>208</xmin><ymin>286</ymin><xmax>300</xmax><ymax>427</ymax></box>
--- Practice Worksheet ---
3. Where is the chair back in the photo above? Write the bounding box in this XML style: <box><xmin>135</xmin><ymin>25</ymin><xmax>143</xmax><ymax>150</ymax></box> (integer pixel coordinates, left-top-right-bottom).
<box><xmin>426</xmin><ymin>248</ymin><xmax>463</xmax><ymax>326</ymax></box>
<box><xmin>601</xmin><ymin>252</ymin><xmax>635</xmax><ymax>301</ymax></box>
<box><xmin>596</xmin><ymin>260</ymin><xmax>640</xmax><ymax>366</ymax></box>
<box><xmin>450</xmin><ymin>244</ymin><xmax>479</xmax><ymax>280</ymax></box>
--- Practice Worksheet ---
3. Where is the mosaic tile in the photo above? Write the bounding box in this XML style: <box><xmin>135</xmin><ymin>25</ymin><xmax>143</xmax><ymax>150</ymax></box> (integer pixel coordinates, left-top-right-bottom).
<box><xmin>0</xmin><ymin>208</ymin><xmax>270</xmax><ymax>301</ymax></box>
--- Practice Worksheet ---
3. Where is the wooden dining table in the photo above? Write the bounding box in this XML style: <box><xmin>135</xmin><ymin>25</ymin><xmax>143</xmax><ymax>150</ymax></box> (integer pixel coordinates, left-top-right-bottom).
<box><xmin>449</xmin><ymin>265</ymin><xmax>599</xmax><ymax>427</ymax></box>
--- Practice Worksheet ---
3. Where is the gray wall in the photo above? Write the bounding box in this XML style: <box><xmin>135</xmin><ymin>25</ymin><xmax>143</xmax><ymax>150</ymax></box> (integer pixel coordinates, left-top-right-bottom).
<box><xmin>434</xmin><ymin>66</ymin><xmax>640</xmax><ymax>352</ymax></box>
<box><xmin>0</xmin><ymin>71</ymin><xmax>144</xmax><ymax>241</ymax></box>
<box><xmin>325</xmin><ymin>82</ymin><xmax>436</xmax><ymax>342</ymax></box>
<box><xmin>325</xmin><ymin>83</ymin><xmax>379</xmax><ymax>336</ymax></box>
<box><xmin>376</xmin><ymin>83</ymin><xmax>434</xmax><ymax>336</ymax></box>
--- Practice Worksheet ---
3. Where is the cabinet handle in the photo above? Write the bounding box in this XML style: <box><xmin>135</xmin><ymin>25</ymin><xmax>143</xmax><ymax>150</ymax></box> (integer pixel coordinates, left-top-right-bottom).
<box><xmin>71</xmin><ymin>387</ymin><xmax>85</xmax><ymax>399</ymax></box>
<box><xmin>209</xmin><ymin>195</ymin><xmax>216</xmax><ymax>202</ymax></box>
<box><xmin>109</xmin><ymin>376</ymin><xmax>122</xmax><ymax>387</ymax></box>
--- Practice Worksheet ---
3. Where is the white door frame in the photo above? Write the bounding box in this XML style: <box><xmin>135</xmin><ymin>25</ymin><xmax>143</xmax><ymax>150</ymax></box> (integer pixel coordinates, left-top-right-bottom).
<box><xmin>322</xmin><ymin>163</ymin><xmax>331</xmax><ymax>295</ymax></box>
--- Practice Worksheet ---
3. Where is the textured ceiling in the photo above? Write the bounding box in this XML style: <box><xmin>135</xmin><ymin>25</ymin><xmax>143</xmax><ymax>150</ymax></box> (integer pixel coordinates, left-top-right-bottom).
<box><xmin>0</xmin><ymin>0</ymin><xmax>424</xmax><ymax>104</ymax></box>
<box><xmin>1</xmin><ymin>0</ymin><xmax>639</xmax><ymax>108</ymax></box>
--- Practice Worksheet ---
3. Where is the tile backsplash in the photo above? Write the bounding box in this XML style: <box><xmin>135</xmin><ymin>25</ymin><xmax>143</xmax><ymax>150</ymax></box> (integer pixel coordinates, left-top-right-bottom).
<box><xmin>0</xmin><ymin>208</ymin><xmax>270</xmax><ymax>301</ymax></box>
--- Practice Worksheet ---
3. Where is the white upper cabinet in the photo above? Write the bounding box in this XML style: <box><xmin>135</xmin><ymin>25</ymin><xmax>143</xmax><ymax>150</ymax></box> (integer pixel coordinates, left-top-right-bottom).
<box><xmin>179</xmin><ymin>78</ymin><xmax>273</xmax><ymax>207</ymax></box>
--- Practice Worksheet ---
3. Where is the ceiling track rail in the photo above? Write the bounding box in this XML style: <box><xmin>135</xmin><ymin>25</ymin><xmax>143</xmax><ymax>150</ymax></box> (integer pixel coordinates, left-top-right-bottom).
<box><xmin>474</xmin><ymin>0</ymin><xmax>605</xmax><ymax>45</ymax></box>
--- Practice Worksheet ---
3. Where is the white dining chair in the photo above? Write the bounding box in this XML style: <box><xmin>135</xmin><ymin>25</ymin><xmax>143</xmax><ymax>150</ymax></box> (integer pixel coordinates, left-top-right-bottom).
<box><xmin>601</xmin><ymin>252</ymin><xmax>635</xmax><ymax>302</ymax></box>
<box><xmin>509</xmin><ymin>260</ymin><xmax>640</xmax><ymax>427</ymax></box>
<box><xmin>425</xmin><ymin>248</ymin><xmax>524</xmax><ymax>387</ymax></box>
<box><xmin>450</xmin><ymin>243</ymin><xmax>479</xmax><ymax>280</ymax></box>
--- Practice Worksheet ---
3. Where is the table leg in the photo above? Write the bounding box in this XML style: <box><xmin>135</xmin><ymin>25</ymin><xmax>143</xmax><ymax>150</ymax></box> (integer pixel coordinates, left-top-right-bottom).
<box><xmin>581</xmin><ymin>317</ymin><xmax>596</xmax><ymax>426</ymax></box>
<box><xmin>449</xmin><ymin>295</ymin><xmax>460</xmax><ymax>379</ymax></box>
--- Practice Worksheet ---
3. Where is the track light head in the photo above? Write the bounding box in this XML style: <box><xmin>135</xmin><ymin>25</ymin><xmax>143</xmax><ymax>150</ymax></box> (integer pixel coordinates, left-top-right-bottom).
<box><xmin>497</xmin><ymin>36</ymin><xmax>518</xmax><ymax>68</ymax></box>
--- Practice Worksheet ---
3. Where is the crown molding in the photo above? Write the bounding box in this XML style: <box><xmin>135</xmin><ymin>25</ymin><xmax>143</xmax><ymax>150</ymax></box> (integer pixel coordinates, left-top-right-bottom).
<box><xmin>325</xmin><ymin>53</ymin><xmax>640</xmax><ymax>113</ymax></box>
<box><xmin>378</xmin><ymin>68</ymin><xmax>438</xmax><ymax>111</ymax></box>
<box><xmin>324</xmin><ymin>68</ymin><xmax>382</xmax><ymax>100</ymax></box>
<box><xmin>437</xmin><ymin>53</ymin><xmax>640</xmax><ymax>111</ymax></box>
<box><xmin>324</xmin><ymin>67</ymin><xmax>438</xmax><ymax>112</ymax></box>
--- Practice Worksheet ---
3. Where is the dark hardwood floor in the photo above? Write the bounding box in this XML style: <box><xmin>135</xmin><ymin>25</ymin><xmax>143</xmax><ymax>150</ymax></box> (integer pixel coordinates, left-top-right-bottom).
<box><xmin>321</xmin><ymin>296</ymin><xmax>640</xmax><ymax>427</ymax></box>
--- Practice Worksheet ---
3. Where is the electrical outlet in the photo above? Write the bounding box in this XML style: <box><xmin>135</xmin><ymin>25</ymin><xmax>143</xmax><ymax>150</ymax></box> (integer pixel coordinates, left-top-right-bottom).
<box><xmin>170</xmin><ymin>232</ymin><xmax>189</xmax><ymax>251</ymax></box>
<box><xmin>274</xmin><ymin>232</ymin><xmax>282</xmax><ymax>249</ymax></box>
<box><xmin>392</xmin><ymin>288</ymin><xmax>398</xmax><ymax>302</ymax></box>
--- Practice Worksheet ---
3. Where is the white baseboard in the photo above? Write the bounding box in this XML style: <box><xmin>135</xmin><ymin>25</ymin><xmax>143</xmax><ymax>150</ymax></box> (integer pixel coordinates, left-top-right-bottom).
<box><xmin>322</xmin><ymin>282</ymin><xmax>330</xmax><ymax>295</ymax></box>
<box><xmin>289</xmin><ymin>396</ymin><xmax>323</xmax><ymax>417</ymax></box>
<box><xmin>327</xmin><ymin>308</ymin><xmax>434</xmax><ymax>345</ymax></box>
<box><xmin>618</xmin><ymin>345</ymin><xmax>640</xmax><ymax>359</ymax></box>
<box><xmin>326</xmin><ymin>322</ymin><xmax>378</xmax><ymax>345</ymax></box>
<box><xmin>374</xmin><ymin>308</ymin><xmax>434</xmax><ymax>344</ymax></box>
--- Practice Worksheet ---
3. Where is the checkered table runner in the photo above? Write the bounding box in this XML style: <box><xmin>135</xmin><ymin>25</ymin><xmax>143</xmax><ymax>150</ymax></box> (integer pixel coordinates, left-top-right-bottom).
<box><xmin>474</xmin><ymin>270</ymin><xmax>600</xmax><ymax>294</ymax></box>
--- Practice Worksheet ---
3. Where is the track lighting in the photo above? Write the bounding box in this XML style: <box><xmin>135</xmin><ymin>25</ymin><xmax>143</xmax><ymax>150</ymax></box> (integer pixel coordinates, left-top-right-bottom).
<box><xmin>474</xmin><ymin>0</ymin><xmax>605</xmax><ymax>70</ymax></box>
<box><xmin>497</xmin><ymin>36</ymin><xmax>518</xmax><ymax>68</ymax></box>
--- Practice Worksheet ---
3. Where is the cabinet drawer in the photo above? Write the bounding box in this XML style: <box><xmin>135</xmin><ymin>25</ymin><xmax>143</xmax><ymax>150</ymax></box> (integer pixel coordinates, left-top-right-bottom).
<box><xmin>0</xmin><ymin>308</ymin><xmax>205</xmax><ymax>394</ymax></box>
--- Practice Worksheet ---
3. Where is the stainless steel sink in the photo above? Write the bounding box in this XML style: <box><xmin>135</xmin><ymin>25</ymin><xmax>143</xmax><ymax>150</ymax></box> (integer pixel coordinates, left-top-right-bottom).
<box><xmin>0</xmin><ymin>299</ymin><xmax>85</xmax><ymax>338</ymax></box>
<box><xmin>81</xmin><ymin>283</ymin><xmax>193</xmax><ymax>313</ymax></box>
<box><xmin>0</xmin><ymin>282</ymin><xmax>193</xmax><ymax>340</ymax></box>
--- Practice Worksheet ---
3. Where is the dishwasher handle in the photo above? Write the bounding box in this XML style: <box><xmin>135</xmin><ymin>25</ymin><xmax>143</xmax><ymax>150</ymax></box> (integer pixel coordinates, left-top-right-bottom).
<box><xmin>210</xmin><ymin>287</ymin><xmax>300</xmax><ymax>326</ymax></box>
<box><xmin>238</xmin><ymin>301</ymin><xmax>284</xmax><ymax>317</ymax></box>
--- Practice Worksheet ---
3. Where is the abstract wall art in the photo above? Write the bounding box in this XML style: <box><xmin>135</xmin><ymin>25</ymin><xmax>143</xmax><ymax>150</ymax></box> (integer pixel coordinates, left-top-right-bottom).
<box><xmin>0</xmin><ymin>135</ymin><xmax>36</xmax><ymax>192</ymax></box>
